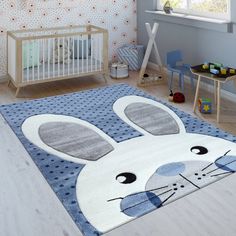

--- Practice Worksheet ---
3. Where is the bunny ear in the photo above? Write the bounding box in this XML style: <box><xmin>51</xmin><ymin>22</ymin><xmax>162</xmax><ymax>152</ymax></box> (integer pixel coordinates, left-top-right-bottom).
<box><xmin>22</xmin><ymin>114</ymin><xmax>116</xmax><ymax>164</ymax></box>
<box><xmin>113</xmin><ymin>96</ymin><xmax>186</xmax><ymax>136</ymax></box>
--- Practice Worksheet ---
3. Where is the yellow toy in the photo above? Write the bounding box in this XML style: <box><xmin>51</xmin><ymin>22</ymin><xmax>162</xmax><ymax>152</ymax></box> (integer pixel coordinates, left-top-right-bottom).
<box><xmin>220</xmin><ymin>68</ymin><xmax>227</xmax><ymax>75</ymax></box>
<box><xmin>198</xmin><ymin>98</ymin><xmax>212</xmax><ymax>114</ymax></box>
<box><xmin>202</xmin><ymin>64</ymin><xmax>209</xmax><ymax>69</ymax></box>
<box><xmin>230</xmin><ymin>68</ymin><xmax>235</xmax><ymax>74</ymax></box>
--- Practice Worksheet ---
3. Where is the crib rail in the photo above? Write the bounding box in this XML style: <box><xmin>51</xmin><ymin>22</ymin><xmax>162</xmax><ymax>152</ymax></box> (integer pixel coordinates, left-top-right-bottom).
<box><xmin>7</xmin><ymin>25</ymin><xmax>108</xmax><ymax>96</ymax></box>
<box><xmin>8</xmin><ymin>25</ymin><xmax>107</xmax><ymax>40</ymax></box>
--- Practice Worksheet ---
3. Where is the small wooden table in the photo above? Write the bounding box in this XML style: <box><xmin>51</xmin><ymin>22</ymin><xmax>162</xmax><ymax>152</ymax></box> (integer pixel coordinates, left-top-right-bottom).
<box><xmin>191</xmin><ymin>65</ymin><xmax>236</xmax><ymax>123</ymax></box>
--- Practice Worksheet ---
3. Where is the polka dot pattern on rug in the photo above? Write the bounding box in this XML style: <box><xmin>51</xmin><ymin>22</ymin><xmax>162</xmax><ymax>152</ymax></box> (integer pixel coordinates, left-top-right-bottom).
<box><xmin>0</xmin><ymin>83</ymin><xmax>235</xmax><ymax>235</ymax></box>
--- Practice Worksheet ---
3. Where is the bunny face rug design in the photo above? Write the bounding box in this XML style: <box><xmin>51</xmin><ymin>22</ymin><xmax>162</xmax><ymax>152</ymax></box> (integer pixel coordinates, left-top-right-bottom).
<box><xmin>21</xmin><ymin>95</ymin><xmax>236</xmax><ymax>234</ymax></box>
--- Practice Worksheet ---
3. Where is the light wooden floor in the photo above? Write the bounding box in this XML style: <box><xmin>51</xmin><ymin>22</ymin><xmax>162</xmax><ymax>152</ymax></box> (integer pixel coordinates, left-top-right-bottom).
<box><xmin>0</xmin><ymin>73</ymin><xmax>236</xmax><ymax>236</ymax></box>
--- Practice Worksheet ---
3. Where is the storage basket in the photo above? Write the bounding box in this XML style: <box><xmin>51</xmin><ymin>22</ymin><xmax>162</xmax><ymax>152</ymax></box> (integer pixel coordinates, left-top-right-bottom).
<box><xmin>117</xmin><ymin>44</ymin><xmax>144</xmax><ymax>71</ymax></box>
<box><xmin>110</xmin><ymin>62</ymin><xmax>129</xmax><ymax>79</ymax></box>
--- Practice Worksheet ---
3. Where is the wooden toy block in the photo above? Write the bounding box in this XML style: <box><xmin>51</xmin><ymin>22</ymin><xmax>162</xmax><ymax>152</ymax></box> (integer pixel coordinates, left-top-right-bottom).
<box><xmin>202</xmin><ymin>64</ymin><xmax>209</xmax><ymax>69</ymax></box>
<box><xmin>198</xmin><ymin>98</ymin><xmax>212</xmax><ymax>114</ymax></box>
<box><xmin>230</xmin><ymin>68</ymin><xmax>235</xmax><ymax>74</ymax></box>
<box><xmin>210</xmin><ymin>68</ymin><xmax>219</xmax><ymax>75</ymax></box>
<box><xmin>214</xmin><ymin>62</ymin><xmax>223</xmax><ymax>68</ymax></box>
<box><xmin>220</xmin><ymin>68</ymin><xmax>227</xmax><ymax>75</ymax></box>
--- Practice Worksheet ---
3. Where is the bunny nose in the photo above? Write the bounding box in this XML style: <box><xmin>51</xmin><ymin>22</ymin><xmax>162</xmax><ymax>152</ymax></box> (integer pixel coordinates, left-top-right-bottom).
<box><xmin>120</xmin><ymin>191</ymin><xmax>162</xmax><ymax>217</ymax></box>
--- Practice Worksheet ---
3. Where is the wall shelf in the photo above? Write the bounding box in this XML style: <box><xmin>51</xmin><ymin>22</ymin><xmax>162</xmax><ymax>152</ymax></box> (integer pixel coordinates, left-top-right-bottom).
<box><xmin>146</xmin><ymin>10</ymin><xmax>232</xmax><ymax>33</ymax></box>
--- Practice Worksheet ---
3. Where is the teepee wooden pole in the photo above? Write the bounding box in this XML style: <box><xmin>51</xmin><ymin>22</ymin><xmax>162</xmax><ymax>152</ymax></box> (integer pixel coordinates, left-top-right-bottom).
<box><xmin>138</xmin><ymin>22</ymin><xmax>163</xmax><ymax>85</ymax></box>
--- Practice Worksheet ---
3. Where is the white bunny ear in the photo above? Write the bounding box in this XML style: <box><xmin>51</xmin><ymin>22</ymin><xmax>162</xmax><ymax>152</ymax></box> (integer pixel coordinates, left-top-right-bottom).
<box><xmin>113</xmin><ymin>96</ymin><xmax>186</xmax><ymax>136</ymax></box>
<box><xmin>22</xmin><ymin>114</ymin><xmax>117</xmax><ymax>165</ymax></box>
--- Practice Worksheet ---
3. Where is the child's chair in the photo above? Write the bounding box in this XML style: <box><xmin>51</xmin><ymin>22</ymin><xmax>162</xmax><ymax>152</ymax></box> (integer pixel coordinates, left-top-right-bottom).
<box><xmin>166</xmin><ymin>50</ymin><xmax>194</xmax><ymax>92</ymax></box>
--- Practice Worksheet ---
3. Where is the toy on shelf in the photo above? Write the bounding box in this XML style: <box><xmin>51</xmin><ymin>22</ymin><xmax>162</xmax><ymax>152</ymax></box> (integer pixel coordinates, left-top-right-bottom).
<box><xmin>163</xmin><ymin>1</ymin><xmax>173</xmax><ymax>14</ymax></box>
<box><xmin>210</xmin><ymin>68</ymin><xmax>220</xmax><ymax>75</ymax></box>
<box><xmin>202</xmin><ymin>62</ymin><xmax>209</xmax><ymax>70</ymax></box>
<box><xmin>220</xmin><ymin>68</ymin><xmax>227</xmax><ymax>75</ymax></box>
<box><xmin>198</xmin><ymin>98</ymin><xmax>212</xmax><ymax>114</ymax></box>
<box><xmin>192</xmin><ymin>62</ymin><xmax>236</xmax><ymax>79</ymax></box>
<box><xmin>230</xmin><ymin>68</ymin><xmax>235</xmax><ymax>74</ymax></box>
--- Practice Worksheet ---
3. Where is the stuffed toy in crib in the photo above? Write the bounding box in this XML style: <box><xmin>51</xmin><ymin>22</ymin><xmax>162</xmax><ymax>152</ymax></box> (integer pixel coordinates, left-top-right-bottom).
<box><xmin>54</xmin><ymin>39</ymin><xmax>71</xmax><ymax>64</ymax></box>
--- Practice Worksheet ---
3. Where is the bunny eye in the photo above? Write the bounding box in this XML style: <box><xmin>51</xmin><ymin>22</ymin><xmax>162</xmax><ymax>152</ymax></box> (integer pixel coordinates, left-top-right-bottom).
<box><xmin>191</xmin><ymin>146</ymin><xmax>208</xmax><ymax>155</ymax></box>
<box><xmin>116</xmin><ymin>173</ymin><xmax>136</xmax><ymax>184</ymax></box>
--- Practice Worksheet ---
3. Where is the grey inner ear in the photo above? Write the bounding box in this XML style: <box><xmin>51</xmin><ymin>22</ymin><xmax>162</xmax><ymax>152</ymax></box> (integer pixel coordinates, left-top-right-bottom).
<box><xmin>124</xmin><ymin>102</ymin><xmax>179</xmax><ymax>135</ymax></box>
<box><xmin>39</xmin><ymin>122</ymin><xmax>114</xmax><ymax>161</ymax></box>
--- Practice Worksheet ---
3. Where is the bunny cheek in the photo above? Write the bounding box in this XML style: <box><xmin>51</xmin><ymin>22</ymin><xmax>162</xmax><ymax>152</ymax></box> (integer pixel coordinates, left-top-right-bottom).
<box><xmin>120</xmin><ymin>192</ymin><xmax>162</xmax><ymax>217</ymax></box>
<box><xmin>215</xmin><ymin>155</ymin><xmax>236</xmax><ymax>172</ymax></box>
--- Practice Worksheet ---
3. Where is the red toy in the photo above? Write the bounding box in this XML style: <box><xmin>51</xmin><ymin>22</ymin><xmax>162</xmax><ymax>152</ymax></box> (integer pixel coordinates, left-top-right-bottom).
<box><xmin>173</xmin><ymin>92</ymin><xmax>185</xmax><ymax>103</ymax></box>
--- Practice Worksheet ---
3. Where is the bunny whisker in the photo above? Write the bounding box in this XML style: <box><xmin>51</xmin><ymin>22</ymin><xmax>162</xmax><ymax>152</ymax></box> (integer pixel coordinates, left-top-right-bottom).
<box><xmin>108</xmin><ymin>187</ymin><xmax>170</xmax><ymax>203</ymax></box>
<box><xmin>156</xmin><ymin>188</ymin><xmax>173</xmax><ymax>197</ymax></box>
<box><xmin>125</xmin><ymin>185</ymin><xmax>169</xmax><ymax>198</ymax></box>
<box><xmin>179</xmin><ymin>174</ymin><xmax>200</xmax><ymax>189</ymax></box>
<box><xmin>224</xmin><ymin>150</ymin><xmax>232</xmax><ymax>156</ymax></box>
<box><xmin>210</xmin><ymin>171</ymin><xmax>235</xmax><ymax>177</ymax></box>
<box><xmin>120</xmin><ymin>189</ymin><xmax>173</xmax><ymax>213</ymax></box>
<box><xmin>145</xmin><ymin>185</ymin><xmax>170</xmax><ymax>194</ymax></box>
<box><xmin>206</xmin><ymin>159</ymin><xmax>236</xmax><ymax>175</ymax></box>
<box><xmin>201</xmin><ymin>150</ymin><xmax>231</xmax><ymax>171</ymax></box>
<box><xmin>201</xmin><ymin>163</ymin><xmax>213</xmax><ymax>172</ymax></box>
<box><xmin>161</xmin><ymin>192</ymin><xmax>176</xmax><ymax>205</ymax></box>
<box><xmin>107</xmin><ymin>197</ymin><xmax>124</xmax><ymax>202</ymax></box>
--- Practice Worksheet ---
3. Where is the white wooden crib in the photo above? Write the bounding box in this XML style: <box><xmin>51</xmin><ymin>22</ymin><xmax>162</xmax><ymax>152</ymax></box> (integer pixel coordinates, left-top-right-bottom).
<box><xmin>7</xmin><ymin>25</ymin><xmax>109</xmax><ymax>97</ymax></box>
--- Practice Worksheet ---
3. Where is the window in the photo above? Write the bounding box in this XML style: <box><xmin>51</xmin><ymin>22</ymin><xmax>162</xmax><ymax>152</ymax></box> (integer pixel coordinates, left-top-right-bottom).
<box><xmin>157</xmin><ymin>0</ymin><xmax>230</xmax><ymax>20</ymax></box>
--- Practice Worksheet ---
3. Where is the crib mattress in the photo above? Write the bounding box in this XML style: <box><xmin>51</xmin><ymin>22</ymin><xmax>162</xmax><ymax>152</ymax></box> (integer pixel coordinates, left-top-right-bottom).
<box><xmin>22</xmin><ymin>57</ymin><xmax>102</xmax><ymax>82</ymax></box>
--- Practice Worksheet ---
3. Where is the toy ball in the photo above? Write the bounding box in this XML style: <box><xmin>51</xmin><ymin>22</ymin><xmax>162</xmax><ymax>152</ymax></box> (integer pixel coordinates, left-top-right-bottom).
<box><xmin>173</xmin><ymin>92</ymin><xmax>185</xmax><ymax>103</ymax></box>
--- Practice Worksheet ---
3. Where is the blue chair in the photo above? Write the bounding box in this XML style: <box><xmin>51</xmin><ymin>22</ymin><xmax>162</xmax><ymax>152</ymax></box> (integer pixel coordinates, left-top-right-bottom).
<box><xmin>166</xmin><ymin>50</ymin><xmax>194</xmax><ymax>92</ymax></box>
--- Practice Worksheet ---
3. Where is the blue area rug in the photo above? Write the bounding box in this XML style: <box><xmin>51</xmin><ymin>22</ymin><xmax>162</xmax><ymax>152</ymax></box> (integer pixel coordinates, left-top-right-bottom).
<box><xmin>0</xmin><ymin>84</ymin><xmax>236</xmax><ymax>236</ymax></box>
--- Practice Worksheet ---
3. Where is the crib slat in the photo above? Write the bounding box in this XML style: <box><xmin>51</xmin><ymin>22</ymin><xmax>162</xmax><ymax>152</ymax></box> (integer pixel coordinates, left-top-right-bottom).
<box><xmin>32</xmin><ymin>40</ymin><xmax>35</xmax><ymax>81</ymax></box>
<box><xmin>82</xmin><ymin>35</ymin><xmax>84</xmax><ymax>73</ymax></box>
<box><xmin>27</xmin><ymin>41</ymin><xmax>29</xmax><ymax>82</ymax></box>
<box><xmin>63</xmin><ymin>37</ymin><xmax>65</xmax><ymax>76</ymax></box>
<box><xmin>72</xmin><ymin>36</ymin><xmax>75</xmax><ymax>74</ymax></box>
<box><xmin>86</xmin><ymin>35</ymin><xmax>88</xmax><ymax>73</ymax></box>
<box><xmin>91</xmin><ymin>34</ymin><xmax>93</xmax><ymax>72</ymax></box>
<box><xmin>94</xmin><ymin>34</ymin><xmax>97</xmax><ymax>71</ymax></box>
<box><xmin>48</xmin><ymin>39</ymin><xmax>50</xmax><ymax>79</ymax></box>
<box><xmin>58</xmin><ymin>38</ymin><xmax>60</xmax><ymax>77</ymax></box>
<box><xmin>97</xmin><ymin>35</ymin><xmax>99</xmax><ymax>71</ymax></box>
<box><xmin>95</xmin><ymin>36</ymin><xmax>97</xmax><ymax>72</ymax></box>
<box><xmin>99</xmin><ymin>34</ymin><xmax>102</xmax><ymax>71</ymax></box>
<box><xmin>38</xmin><ymin>39</ymin><xmax>40</xmax><ymax>80</ymax></box>
<box><xmin>53</xmin><ymin>38</ymin><xmax>55</xmax><ymax>78</ymax></box>
<box><xmin>68</xmin><ymin>37</ymin><xmax>70</xmax><ymax>76</ymax></box>
<box><xmin>42</xmin><ymin>39</ymin><xmax>45</xmax><ymax>80</ymax></box>
<box><xmin>77</xmin><ymin>36</ymin><xmax>79</xmax><ymax>74</ymax></box>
